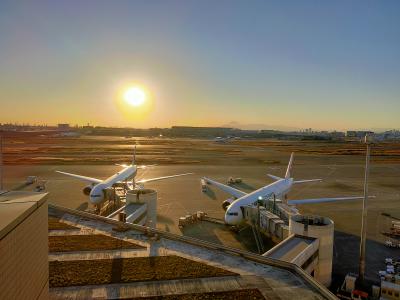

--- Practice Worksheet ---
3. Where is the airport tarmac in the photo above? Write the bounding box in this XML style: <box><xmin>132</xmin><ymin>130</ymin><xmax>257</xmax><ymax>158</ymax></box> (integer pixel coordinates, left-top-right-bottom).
<box><xmin>2</xmin><ymin>138</ymin><xmax>399</xmax><ymax>283</ymax></box>
<box><xmin>3</xmin><ymin>161</ymin><xmax>399</xmax><ymax>242</ymax></box>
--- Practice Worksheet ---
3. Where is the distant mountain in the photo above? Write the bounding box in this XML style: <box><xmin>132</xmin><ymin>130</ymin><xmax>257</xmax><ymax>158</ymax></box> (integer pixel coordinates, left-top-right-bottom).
<box><xmin>220</xmin><ymin>121</ymin><xmax>300</xmax><ymax>132</ymax></box>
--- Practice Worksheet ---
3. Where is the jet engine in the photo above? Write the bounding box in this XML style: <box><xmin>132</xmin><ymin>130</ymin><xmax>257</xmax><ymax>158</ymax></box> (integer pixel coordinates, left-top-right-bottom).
<box><xmin>82</xmin><ymin>186</ymin><xmax>92</xmax><ymax>196</ymax></box>
<box><xmin>221</xmin><ymin>198</ymin><xmax>235</xmax><ymax>211</ymax></box>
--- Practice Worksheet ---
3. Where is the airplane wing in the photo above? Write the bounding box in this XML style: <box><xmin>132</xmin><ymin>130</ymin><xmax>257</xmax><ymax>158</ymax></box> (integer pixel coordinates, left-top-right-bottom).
<box><xmin>287</xmin><ymin>196</ymin><xmax>374</xmax><ymax>205</ymax></box>
<box><xmin>267</xmin><ymin>174</ymin><xmax>282</xmax><ymax>181</ymax></box>
<box><xmin>115</xmin><ymin>164</ymin><xmax>157</xmax><ymax>169</ymax></box>
<box><xmin>55</xmin><ymin>171</ymin><xmax>102</xmax><ymax>184</ymax></box>
<box><xmin>136</xmin><ymin>173</ymin><xmax>193</xmax><ymax>184</ymax></box>
<box><xmin>293</xmin><ymin>179</ymin><xmax>322</xmax><ymax>184</ymax></box>
<box><xmin>202</xmin><ymin>177</ymin><xmax>247</xmax><ymax>199</ymax></box>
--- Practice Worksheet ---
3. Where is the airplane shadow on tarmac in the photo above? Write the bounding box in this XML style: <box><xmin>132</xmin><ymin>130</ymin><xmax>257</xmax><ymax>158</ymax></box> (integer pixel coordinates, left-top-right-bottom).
<box><xmin>157</xmin><ymin>214</ymin><xmax>175</xmax><ymax>225</ymax></box>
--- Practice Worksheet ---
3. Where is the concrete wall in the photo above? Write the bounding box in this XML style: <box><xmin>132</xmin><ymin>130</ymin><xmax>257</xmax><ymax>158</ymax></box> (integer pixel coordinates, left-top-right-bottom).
<box><xmin>291</xmin><ymin>239</ymin><xmax>320</xmax><ymax>268</ymax></box>
<box><xmin>0</xmin><ymin>200</ymin><xmax>48</xmax><ymax>299</ymax></box>
<box><xmin>289</xmin><ymin>215</ymin><xmax>334</xmax><ymax>287</ymax></box>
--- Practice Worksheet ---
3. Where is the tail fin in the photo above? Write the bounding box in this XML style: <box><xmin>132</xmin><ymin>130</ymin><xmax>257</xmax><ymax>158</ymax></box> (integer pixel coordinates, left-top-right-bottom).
<box><xmin>132</xmin><ymin>144</ymin><xmax>136</xmax><ymax>165</ymax></box>
<box><xmin>285</xmin><ymin>152</ymin><xmax>294</xmax><ymax>179</ymax></box>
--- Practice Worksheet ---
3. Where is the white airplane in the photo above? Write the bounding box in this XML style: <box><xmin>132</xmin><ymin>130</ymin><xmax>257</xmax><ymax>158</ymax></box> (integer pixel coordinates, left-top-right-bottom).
<box><xmin>213</xmin><ymin>136</ymin><xmax>234</xmax><ymax>143</ymax></box>
<box><xmin>56</xmin><ymin>148</ymin><xmax>192</xmax><ymax>205</ymax></box>
<box><xmin>203</xmin><ymin>153</ymin><xmax>368</xmax><ymax>225</ymax></box>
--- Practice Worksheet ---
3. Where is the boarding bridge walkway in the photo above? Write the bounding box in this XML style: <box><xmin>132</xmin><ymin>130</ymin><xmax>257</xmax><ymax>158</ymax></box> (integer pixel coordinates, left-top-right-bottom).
<box><xmin>107</xmin><ymin>202</ymin><xmax>147</xmax><ymax>226</ymax></box>
<box><xmin>262</xmin><ymin>234</ymin><xmax>319</xmax><ymax>273</ymax></box>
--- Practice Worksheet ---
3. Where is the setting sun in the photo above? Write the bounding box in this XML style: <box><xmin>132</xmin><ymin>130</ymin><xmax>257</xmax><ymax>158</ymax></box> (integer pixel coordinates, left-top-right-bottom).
<box><xmin>123</xmin><ymin>87</ymin><xmax>146</xmax><ymax>106</ymax></box>
<box><xmin>115</xmin><ymin>83</ymin><xmax>154</xmax><ymax>121</ymax></box>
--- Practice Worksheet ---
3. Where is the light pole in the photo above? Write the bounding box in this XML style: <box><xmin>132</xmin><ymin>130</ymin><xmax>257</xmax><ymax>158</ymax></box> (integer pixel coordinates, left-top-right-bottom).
<box><xmin>359</xmin><ymin>134</ymin><xmax>372</xmax><ymax>281</ymax></box>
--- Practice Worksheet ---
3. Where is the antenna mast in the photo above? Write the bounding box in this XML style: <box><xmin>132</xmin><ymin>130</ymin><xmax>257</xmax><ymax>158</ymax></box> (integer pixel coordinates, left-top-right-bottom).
<box><xmin>359</xmin><ymin>134</ymin><xmax>372</xmax><ymax>282</ymax></box>
<box><xmin>0</xmin><ymin>135</ymin><xmax>3</xmax><ymax>191</ymax></box>
<box><xmin>133</xmin><ymin>144</ymin><xmax>136</xmax><ymax>165</ymax></box>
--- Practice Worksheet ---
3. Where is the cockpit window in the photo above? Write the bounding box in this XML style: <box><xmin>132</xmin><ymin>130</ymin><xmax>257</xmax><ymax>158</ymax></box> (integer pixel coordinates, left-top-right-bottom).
<box><xmin>228</xmin><ymin>212</ymin><xmax>238</xmax><ymax>216</ymax></box>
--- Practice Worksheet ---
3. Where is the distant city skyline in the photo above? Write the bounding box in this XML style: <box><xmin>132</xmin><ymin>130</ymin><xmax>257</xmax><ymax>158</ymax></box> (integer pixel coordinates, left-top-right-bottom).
<box><xmin>0</xmin><ymin>120</ymin><xmax>398</xmax><ymax>133</ymax></box>
<box><xmin>0</xmin><ymin>1</ymin><xmax>399</xmax><ymax>130</ymax></box>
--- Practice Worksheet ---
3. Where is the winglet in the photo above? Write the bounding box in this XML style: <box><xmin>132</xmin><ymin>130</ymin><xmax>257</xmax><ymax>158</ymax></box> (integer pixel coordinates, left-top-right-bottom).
<box><xmin>285</xmin><ymin>152</ymin><xmax>294</xmax><ymax>179</ymax></box>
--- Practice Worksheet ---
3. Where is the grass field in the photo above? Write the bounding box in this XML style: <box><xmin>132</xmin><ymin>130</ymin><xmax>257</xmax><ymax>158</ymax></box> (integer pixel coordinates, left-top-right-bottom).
<box><xmin>2</xmin><ymin>135</ymin><xmax>400</xmax><ymax>165</ymax></box>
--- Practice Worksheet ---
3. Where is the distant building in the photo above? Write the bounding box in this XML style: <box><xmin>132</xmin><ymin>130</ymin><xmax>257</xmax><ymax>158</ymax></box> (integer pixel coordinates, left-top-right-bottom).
<box><xmin>170</xmin><ymin>126</ymin><xmax>236</xmax><ymax>137</ymax></box>
<box><xmin>330</xmin><ymin>131</ymin><xmax>345</xmax><ymax>139</ymax></box>
<box><xmin>346</xmin><ymin>131</ymin><xmax>374</xmax><ymax>138</ymax></box>
<box><xmin>378</xmin><ymin>130</ymin><xmax>400</xmax><ymax>141</ymax></box>
<box><xmin>57</xmin><ymin>123</ymin><xmax>70</xmax><ymax>131</ymax></box>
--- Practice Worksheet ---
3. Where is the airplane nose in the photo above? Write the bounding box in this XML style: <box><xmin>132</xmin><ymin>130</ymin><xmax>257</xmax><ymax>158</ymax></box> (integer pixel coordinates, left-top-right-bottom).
<box><xmin>224</xmin><ymin>214</ymin><xmax>237</xmax><ymax>225</ymax></box>
<box><xmin>224</xmin><ymin>214</ymin><xmax>231</xmax><ymax>224</ymax></box>
<box><xmin>89</xmin><ymin>195</ymin><xmax>103</xmax><ymax>205</ymax></box>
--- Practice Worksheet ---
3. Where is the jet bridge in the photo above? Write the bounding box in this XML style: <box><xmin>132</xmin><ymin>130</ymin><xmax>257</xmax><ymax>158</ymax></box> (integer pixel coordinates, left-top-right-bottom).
<box><xmin>263</xmin><ymin>215</ymin><xmax>334</xmax><ymax>287</ymax></box>
<box><xmin>107</xmin><ymin>188</ymin><xmax>157</xmax><ymax>228</ymax></box>
<box><xmin>263</xmin><ymin>234</ymin><xmax>319</xmax><ymax>275</ymax></box>
<box><xmin>242</xmin><ymin>199</ymin><xmax>334</xmax><ymax>287</ymax></box>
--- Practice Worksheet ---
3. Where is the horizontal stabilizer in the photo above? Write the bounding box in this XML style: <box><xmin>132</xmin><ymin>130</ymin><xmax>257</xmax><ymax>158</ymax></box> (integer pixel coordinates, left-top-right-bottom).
<box><xmin>115</xmin><ymin>163</ymin><xmax>129</xmax><ymax>168</ymax></box>
<box><xmin>136</xmin><ymin>172</ymin><xmax>193</xmax><ymax>184</ymax></box>
<box><xmin>137</xmin><ymin>164</ymin><xmax>157</xmax><ymax>169</ymax></box>
<box><xmin>55</xmin><ymin>171</ymin><xmax>102</xmax><ymax>184</ymax></box>
<box><xmin>115</xmin><ymin>164</ymin><xmax>157</xmax><ymax>169</ymax></box>
<box><xmin>287</xmin><ymin>196</ymin><xmax>375</xmax><ymax>205</ymax></box>
<box><xmin>293</xmin><ymin>179</ymin><xmax>322</xmax><ymax>184</ymax></box>
<box><xmin>267</xmin><ymin>174</ymin><xmax>282</xmax><ymax>181</ymax></box>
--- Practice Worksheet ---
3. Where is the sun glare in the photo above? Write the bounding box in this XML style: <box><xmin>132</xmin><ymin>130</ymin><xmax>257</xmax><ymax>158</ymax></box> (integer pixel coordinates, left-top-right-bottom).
<box><xmin>115</xmin><ymin>83</ymin><xmax>154</xmax><ymax>120</ymax></box>
<box><xmin>123</xmin><ymin>87</ymin><xmax>146</xmax><ymax>106</ymax></box>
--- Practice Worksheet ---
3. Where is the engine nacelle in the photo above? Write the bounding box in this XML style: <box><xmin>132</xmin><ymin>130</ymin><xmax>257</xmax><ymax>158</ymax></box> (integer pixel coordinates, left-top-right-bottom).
<box><xmin>221</xmin><ymin>198</ymin><xmax>235</xmax><ymax>211</ymax></box>
<box><xmin>82</xmin><ymin>186</ymin><xmax>92</xmax><ymax>196</ymax></box>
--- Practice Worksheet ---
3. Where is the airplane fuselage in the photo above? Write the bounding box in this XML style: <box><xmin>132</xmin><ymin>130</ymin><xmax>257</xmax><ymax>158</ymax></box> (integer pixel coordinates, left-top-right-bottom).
<box><xmin>224</xmin><ymin>178</ymin><xmax>293</xmax><ymax>225</ymax></box>
<box><xmin>89</xmin><ymin>165</ymin><xmax>137</xmax><ymax>204</ymax></box>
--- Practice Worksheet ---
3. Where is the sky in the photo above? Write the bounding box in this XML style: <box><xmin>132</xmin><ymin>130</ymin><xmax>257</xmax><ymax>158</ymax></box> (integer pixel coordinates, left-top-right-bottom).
<box><xmin>0</xmin><ymin>0</ymin><xmax>399</xmax><ymax>131</ymax></box>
